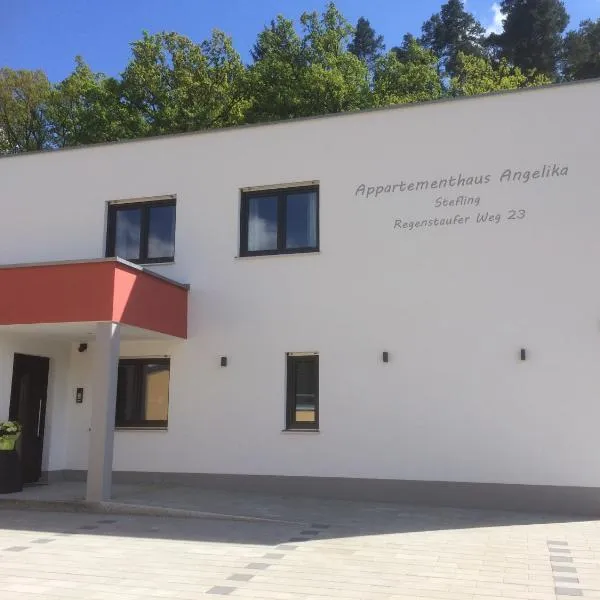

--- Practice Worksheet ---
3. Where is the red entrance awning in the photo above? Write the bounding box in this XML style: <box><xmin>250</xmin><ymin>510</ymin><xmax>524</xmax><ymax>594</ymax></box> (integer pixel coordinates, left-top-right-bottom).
<box><xmin>0</xmin><ymin>258</ymin><xmax>189</xmax><ymax>339</ymax></box>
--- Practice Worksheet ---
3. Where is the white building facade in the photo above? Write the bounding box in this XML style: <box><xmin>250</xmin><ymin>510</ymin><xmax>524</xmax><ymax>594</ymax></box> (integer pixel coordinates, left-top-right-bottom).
<box><xmin>1</xmin><ymin>80</ymin><xmax>599</xmax><ymax>514</ymax></box>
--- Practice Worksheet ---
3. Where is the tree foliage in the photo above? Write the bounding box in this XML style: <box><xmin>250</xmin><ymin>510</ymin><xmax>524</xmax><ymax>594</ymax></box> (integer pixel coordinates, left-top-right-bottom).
<box><xmin>0</xmin><ymin>126</ymin><xmax>8</xmax><ymax>153</ymax></box>
<box><xmin>246</xmin><ymin>16</ymin><xmax>305</xmax><ymax>121</ymax></box>
<box><xmin>0</xmin><ymin>68</ymin><xmax>52</xmax><ymax>153</ymax></box>
<box><xmin>299</xmin><ymin>4</ymin><xmax>370</xmax><ymax>115</ymax></box>
<box><xmin>1</xmin><ymin>0</ymin><xmax>596</xmax><ymax>155</ymax></box>
<box><xmin>420</xmin><ymin>0</ymin><xmax>486</xmax><ymax>78</ymax></box>
<box><xmin>392</xmin><ymin>34</ymin><xmax>420</xmax><ymax>63</ymax></box>
<box><xmin>563</xmin><ymin>19</ymin><xmax>600</xmax><ymax>81</ymax></box>
<box><xmin>374</xmin><ymin>40</ymin><xmax>443</xmax><ymax>106</ymax></box>
<box><xmin>488</xmin><ymin>0</ymin><xmax>569</xmax><ymax>78</ymax></box>
<box><xmin>247</xmin><ymin>4</ymin><xmax>369</xmax><ymax>122</ymax></box>
<box><xmin>450</xmin><ymin>53</ymin><xmax>552</xmax><ymax>96</ymax></box>
<box><xmin>348</xmin><ymin>17</ymin><xmax>385</xmax><ymax>69</ymax></box>
<box><xmin>47</xmin><ymin>57</ymin><xmax>135</xmax><ymax>146</ymax></box>
<box><xmin>120</xmin><ymin>30</ymin><xmax>247</xmax><ymax>136</ymax></box>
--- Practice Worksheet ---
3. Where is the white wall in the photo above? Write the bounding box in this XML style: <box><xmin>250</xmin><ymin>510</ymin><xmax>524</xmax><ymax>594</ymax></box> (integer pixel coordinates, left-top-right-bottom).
<box><xmin>1</xmin><ymin>81</ymin><xmax>600</xmax><ymax>487</ymax></box>
<box><xmin>64</xmin><ymin>339</ymin><xmax>177</xmax><ymax>472</ymax></box>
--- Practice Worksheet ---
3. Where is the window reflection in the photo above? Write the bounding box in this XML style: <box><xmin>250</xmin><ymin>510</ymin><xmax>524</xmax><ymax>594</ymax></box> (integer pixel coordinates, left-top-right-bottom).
<box><xmin>115</xmin><ymin>208</ymin><xmax>142</xmax><ymax>260</ymax></box>
<box><xmin>115</xmin><ymin>359</ymin><xmax>170</xmax><ymax>428</ymax></box>
<box><xmin>286</xmin><ymin>191</ymin><xmax>317</xmax><ymax>249</ymax></box>
<box><xmin>248</xmin><ymin>196</ymin><xmax>278</xmax><ymax>251</ymax></box>
<box><xmin>107</xmin><ymin>200</ymin><xmax>176</xmax><ymax>264</ymax></box>
<box><xmin>287</xmin><ymin>354</ymin><xmax>319</xmax><ymax>429</ymax></box>
<box><xmin>241</xmin><ymin>187</ymin><xmax>318</xmax><ymax>256</ymax></box>
<box><xmin>148</xmin><ymin>205</ymin><xmax>176</xmax><ymax>259</ymax></box>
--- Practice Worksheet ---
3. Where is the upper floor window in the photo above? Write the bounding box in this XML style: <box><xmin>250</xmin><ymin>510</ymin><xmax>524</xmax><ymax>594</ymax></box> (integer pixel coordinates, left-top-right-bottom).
<box><xmin>106</xmin><ymin>198</ymin><xmax>176</xmax><ymax>264</ymax></box>
<box><xmin>240</xmin><ymin>186</ymin><xmax>319</xmax><ymax>256</ymax></box>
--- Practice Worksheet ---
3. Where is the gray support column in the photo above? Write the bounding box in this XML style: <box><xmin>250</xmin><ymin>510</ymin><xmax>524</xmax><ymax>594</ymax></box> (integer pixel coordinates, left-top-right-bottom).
<box><xmin>86</xmin><ymin>322</ymin><xmax>120</xmax><ymax>502</ymax></box>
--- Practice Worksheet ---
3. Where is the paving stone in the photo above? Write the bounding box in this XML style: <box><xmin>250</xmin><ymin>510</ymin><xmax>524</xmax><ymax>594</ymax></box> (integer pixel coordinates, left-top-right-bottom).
<box><xmin>245</xmin><ymin>563</ymin><xmax>270</xmax><ymax>570</ymax></box>
<box><xmin>227</xmin><ymin>574</ymin><xmax>254</xmax><ymax>582</ymax></box>
<box><xmin>207</xmin><ymin>586</ymin><xmax>236</xmax><ymax>595</ymax></box>
<box><xmin>555</xmin><ymin>587</ymin><xmax>583</xmax><ymax>596</ymax></box>
<box><xmin>548</xmin><ymin>541</ymin><xmax>570</xmax><ymax>546</ymax></box>
<box><xmin>2</xmin><ymin>491</ymin><xmax>600</xmax><ymax>600</ymax></box>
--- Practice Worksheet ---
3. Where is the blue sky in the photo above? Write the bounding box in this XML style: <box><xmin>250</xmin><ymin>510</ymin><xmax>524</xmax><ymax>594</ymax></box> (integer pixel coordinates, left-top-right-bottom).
<box><xmin>2</xmin><ymin>0</ymin><xmax>600</xmax><ymax>82</ymax></box>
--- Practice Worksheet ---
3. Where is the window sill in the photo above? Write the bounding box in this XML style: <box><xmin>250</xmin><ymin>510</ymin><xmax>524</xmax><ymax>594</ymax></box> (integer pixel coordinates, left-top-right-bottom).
<box><xmin>115</xmin><ymin>427</ymin><xmax>169</xmax><ymax>432</ymax></box>
<box><xmin>236</xmin><ymin>251</ymin><xmax>320</xmax><ymax>260</ymax></box>
<box><xmin>107</xmin><ymin>254</ymin><xmax>175</xmax><ymax>267</ymax></box>
<box><xmin>281</xmin><ymin>429</ymin><xmax>320</xmax><ymax>434</ymax></box>
<box><xmin>136</xmin><ymin>261</ymin><xmax>175</xmax><ymax>267</ymax></box>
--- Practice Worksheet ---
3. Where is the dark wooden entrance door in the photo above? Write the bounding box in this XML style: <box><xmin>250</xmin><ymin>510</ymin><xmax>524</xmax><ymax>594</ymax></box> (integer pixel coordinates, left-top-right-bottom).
<box><xmin>9</xmin><ymin>354</ymin><xmax>50</xmax><ymax>484</ymax></box>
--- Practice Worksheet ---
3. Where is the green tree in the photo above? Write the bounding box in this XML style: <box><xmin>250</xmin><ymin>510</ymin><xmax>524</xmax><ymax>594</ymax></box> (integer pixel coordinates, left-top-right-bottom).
<box><xmin>0</xmin><ymin>126</ymin><xmax>8</xmax><ymax>153</ymax></box>
<box><xmin>348</xmin><ymin>17</ymin><xmax>385</xmax><ymax>71</ymax></box>
<box><xmin>247</xmin><ymin>3</ymin><xmax>369</xmax><ymax>121</ymax></box>
<box><xmin>450</xmin><ymin>52</ymin><xmax>551</xmax><ymax>96</ymax></box>
<box><xmin>246</xmin><ymin>15</ymin><xmax>305</xmax><ymax>121</ymax></box>
<box><xmin>201</xmin><ymin>30</ymin><xmax>250</xmax><ymax>124</ymax></box>
<box><xmin>563</xmin><ymin>19</ymin><xmax>600</xmax><ymax>81</ymax></box>
<box><xmin>392</xmin><ymin>34</ymin><xmax>441</xmax><ymax>67</ymax></box>
<box><xmin>488</xmin><ymin>0</ymin><xmax>569</xmax><ymax>78</ymax></box>
<box><xmin>420</xmin><ymin>0</ymin><xmax>486</xmax><ymax>78</ymax></box>
<box><xmin>299</xmin><ymin>3</ymin><xmax>370</xmax><ymax>114</ymax></box>
<box><xmin>48</xmin><ymin>57</ymin><xmax>142</xmax><ymax>146</ymax></box>
<box><xmin>120</xmin><ymin>30</ymin><xmax>247</xmax><ymax>136</ymax></box>
<box><xmin>373</xmin><ymin>40</ymin><xmax>443</xmax><ymax>107</ymax></box>
<box><xmin>0</xmin><ymin>68</ymin><xmax>53</xmax><ymax>153</ymax></box>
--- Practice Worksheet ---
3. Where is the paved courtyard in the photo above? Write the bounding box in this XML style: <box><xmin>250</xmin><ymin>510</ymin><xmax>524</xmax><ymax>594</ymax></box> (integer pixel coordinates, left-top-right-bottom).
<box><xmin>2</xmin><ymin>492</ymin><xmax>600</xmax><ymax>599</ymax></box>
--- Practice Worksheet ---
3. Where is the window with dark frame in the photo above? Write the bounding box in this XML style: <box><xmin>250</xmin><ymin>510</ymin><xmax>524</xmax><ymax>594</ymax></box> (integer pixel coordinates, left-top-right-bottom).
<box><xmin>106</xmin><ymin>198</ymin><xmax>176</xmax><ymax>264</ymax></box>
<box><xmin>240</xmin><ymin>186</ymin><xmax>319</xmax><ymax>256</ymax></box>
<box><xmin>286</xmin><ymin>354</ymin><xmax>319</xmax><ymax>430</ymax></box>
<box><xmin>115</xmin><ymin>358</ymin><xmax>170</xmax><ymax>429</ymax></box>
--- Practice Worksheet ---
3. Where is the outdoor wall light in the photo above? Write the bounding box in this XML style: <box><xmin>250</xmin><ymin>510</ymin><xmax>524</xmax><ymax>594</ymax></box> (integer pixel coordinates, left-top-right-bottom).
<box><xmin>220</xmin><ymin>356</ymin><xmax>228</xmax><ymax>367</ymax></box>
<box><xmin>382</xmin><ymin>351</ymin><xmax>389</xmax><ymax>363</ymax></box>
<box><xmin>78</xmin><ymin>343</ymin><xmax>88</xmax><ymax>353</ymax></box>
<box><xmin>520</xmin><ymin>348</ymin><xmax>527</xmax><ymax>361</ymax></box>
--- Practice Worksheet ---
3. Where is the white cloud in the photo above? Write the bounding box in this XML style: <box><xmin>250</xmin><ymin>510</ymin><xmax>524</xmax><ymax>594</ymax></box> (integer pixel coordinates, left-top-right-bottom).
<box><xmin>248</xmin><ymin>215</ymin><xmax>277</xmax><ymax>252</ymax></box>
<box><xmin>485</xmin><ymin>2</ymin><xmax>504</xmax><ymax>36</ymax></box>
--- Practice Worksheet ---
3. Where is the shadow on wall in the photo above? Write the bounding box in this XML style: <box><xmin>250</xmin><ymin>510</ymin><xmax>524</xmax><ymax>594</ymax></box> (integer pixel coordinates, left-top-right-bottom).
<box><xmin>113</xmin><ymin>265</ymin><xmax>188</xmax><ymax>339</ymax></box>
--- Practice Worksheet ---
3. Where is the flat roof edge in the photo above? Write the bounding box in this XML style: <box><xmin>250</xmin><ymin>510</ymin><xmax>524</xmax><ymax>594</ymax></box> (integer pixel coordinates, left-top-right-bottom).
<box><xmin>0</xmin><ymin>257</ymin><xmax>191</xmax><ymax>291</ymax></box>
<box><xmin>1</xmin><ymin>77</ymin><xmax>599</xmax><ymax>161</ymax></box>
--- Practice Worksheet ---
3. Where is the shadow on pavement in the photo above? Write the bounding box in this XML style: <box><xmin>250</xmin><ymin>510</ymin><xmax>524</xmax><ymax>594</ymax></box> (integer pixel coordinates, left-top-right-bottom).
<box><xmin>0</xmin><ymin>482</ymin><xmax>594</xmax><ymax>546</ymax></box>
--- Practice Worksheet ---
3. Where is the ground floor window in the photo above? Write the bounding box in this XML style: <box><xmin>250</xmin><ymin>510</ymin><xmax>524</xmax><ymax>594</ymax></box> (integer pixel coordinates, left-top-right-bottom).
<box><xmin>115</xmin><ymin>358</ymin><xmax>170</xmax><ymax>428</ymax></box>
<box><xmin>286</xmin><ymin>353</ymin><xmax>319</xmax><ymax>430</ymax></box>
